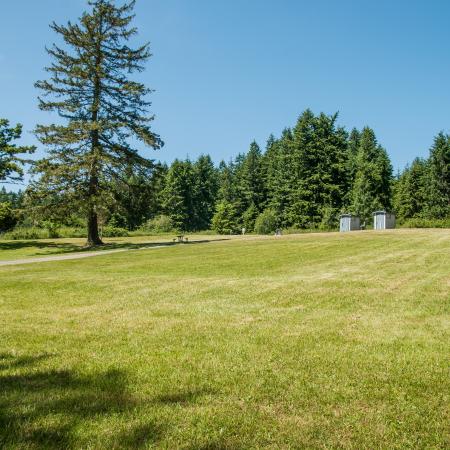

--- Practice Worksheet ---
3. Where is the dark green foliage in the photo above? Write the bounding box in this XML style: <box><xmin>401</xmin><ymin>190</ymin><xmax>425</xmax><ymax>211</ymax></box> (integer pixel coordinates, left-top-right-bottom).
<box><xmin>211</xmin><ymin>201</ymin><xmax>238</xmax><ymax>234</ymax></box>
<box><xmin>393</xmin><ymin>158</ymin><xmax>428</xmax><ymax>221</ymax></box>
<box><xmin>242</xmin><ymin>203</ymin><xmax>259</xmax><ymax>232</ymax></box>
<box><xmin>192</xmin><ymin>155</ymin><xmax>219</xmax><ymax>230</ymax></box>
<box><xmin>0</xmin><ymin>120</ymin><xmax>35</xmax><ymax>183</ymax></box>
<box><xmin>254</xmin><ymin>209</ymin><xmax>277</xmax><ymax>234</ymax></box>
<box><xmin>31</xmin><ymin>0</ymin><xmax>161</xmax><ymax>245</ymax></box>
<box><xmin>162</xmin><ymin>159</ymin><xmax>195</xmax><ymax>231</ymax></box>
<box><xmin>264</xmin><ymin>128</ymin><xmax>294</xmax><ymax>226</ymax></box>
<box><xmin>237</xmin><ymin>141</ymin><xmax>266</xmax><ymax>213</ymax></box>
<box><xmin>161</xmin><ymin>155</ymin><xmax>219</xmax><ymax>232</ymax></box>
<box><xmin>110</xmin><ymin>162</ymin><xmax>167</xmax><ymax>229</ymax></box>
<box><xmin>351</xmin><ymin>127</ymin><xmax>393</xmax><ymax>223</ymax></box>
<box><xmin>0</xmin><ymin>202</ymin><xmax>17</xmax><ymax>232</ymax></box>
<box><xmin>425</xmin><ymin>133</ymin><xmax>450</xmax><ymax>218</ymax></box>
<box><xmin>0</xmin><ymin>187</ymin><xmax>24</xmax><ymax>208</ymax></box>
<box><xmin>265</xmin><ymin>111</ymin><xmax>348</xmax><ymax>228</ymax></box>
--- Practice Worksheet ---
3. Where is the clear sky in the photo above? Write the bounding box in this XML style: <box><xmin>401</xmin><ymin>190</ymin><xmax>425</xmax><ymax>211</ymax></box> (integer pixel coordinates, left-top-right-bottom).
<box><xmin>1</xmin><ymin>0</ymin><xmax>450</xmax><ymax>190</ymax></box>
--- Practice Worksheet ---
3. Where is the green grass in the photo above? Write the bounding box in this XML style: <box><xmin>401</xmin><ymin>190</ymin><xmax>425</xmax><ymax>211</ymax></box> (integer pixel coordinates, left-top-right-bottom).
<box><xmin>0</xmin><ymin>229</ymin><xmax>449</xmax><ymax>449</ymax></box>
<box><xmin>0</xmin><ymin>234</ymin><xmax>221</xmax><ymax>261</ymax></box>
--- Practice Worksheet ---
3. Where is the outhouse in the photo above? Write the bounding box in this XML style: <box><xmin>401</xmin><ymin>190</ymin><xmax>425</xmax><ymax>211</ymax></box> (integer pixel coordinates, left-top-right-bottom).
<box><xmin>373</xmin><ymin>211</ymin><xmax>396</xmax><ymax>230</ymax></box>
<box><xmin>339</xmin><ymin>214</ymin><xmax>360</xmax><ymax>232</ymax></box>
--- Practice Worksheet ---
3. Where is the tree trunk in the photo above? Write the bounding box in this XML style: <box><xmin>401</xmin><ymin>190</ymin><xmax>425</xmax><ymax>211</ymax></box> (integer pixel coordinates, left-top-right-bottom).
<box><xmin>87</xmin><ymin>207</ymin><xmax>103</xmax><ymax>246</ymax></box>
<box><xmin>86</xmin><ymin>20</ymin><xmax>104</xmax><ymax>248</ymax></box>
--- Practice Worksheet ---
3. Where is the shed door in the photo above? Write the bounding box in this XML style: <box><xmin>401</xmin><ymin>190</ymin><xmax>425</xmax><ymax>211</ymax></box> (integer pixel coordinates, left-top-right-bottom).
<box><xmin>375</xmin><ymin>214</ymin><xmax>384</xmax><ymax>229</ymax></box>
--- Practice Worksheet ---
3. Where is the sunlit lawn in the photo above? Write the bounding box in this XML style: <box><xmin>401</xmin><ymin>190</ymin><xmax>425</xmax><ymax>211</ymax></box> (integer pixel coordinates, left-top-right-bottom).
<box><xmin>0</xmin><ymin>229</ymin><xmax>449</xmax><ymax>449</ymax></box>
<box><xmin>0</xmin><ymin>234</ymin><xmax>221</xmax><ymax>261</ymax></box>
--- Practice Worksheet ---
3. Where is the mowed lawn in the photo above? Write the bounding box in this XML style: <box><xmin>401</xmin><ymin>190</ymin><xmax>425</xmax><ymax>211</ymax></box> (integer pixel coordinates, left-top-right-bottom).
<box><xmin>0</xmin><ymin>230</ymin><xmax>449</xmax><ymax>449</ymax></box>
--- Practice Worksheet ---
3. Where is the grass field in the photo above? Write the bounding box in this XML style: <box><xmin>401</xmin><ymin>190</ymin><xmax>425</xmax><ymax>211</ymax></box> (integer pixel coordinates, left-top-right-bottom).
<box><xmin>0</xmin><ymin>229</ymin><xmax>449</xmax><ymax>449</ymax></box>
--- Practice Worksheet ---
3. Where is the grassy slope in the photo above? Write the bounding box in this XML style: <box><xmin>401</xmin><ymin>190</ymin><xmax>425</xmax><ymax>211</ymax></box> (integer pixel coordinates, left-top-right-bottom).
<box><xmin>0</xmin><ymin>229</ymin><xmax>449</xmax><ymax>449</ymax></box>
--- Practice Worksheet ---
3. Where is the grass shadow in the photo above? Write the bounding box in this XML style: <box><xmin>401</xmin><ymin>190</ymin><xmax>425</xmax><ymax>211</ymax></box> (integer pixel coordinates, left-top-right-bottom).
<box><xmin>0</xmin><ymin>353</ymin><xmax>216</xmax><ymax>449</ymax></box>
<box><xmin>0</xmin><ymin>237</ymin><xmax>231</xmax><ymax>259</ymax></box>
<box><xmin>0</xmin><ymin>354</ymin><xmax>162</xmax><ymax>449</ymax></box>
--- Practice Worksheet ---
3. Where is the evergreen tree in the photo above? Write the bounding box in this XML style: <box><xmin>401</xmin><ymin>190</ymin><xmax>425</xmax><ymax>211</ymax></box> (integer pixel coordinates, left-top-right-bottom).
<box><xmin>351</xmin><ymin>127</ymin><xmax>393</xmax><ymax>223</ymax></box>
<box><xmin>0</xmin><ymin>187</ymin><xmax>24</xmax><ymax>208</ymax></box>
<box><xmin>425</xmin><ymin>132</ymin><xmax>450</xmax><ymax>218</ymax></box>
<box><xmin>0</xmin><ymin>119</ymin><xmax>35</xmax><ymax>183</ymax></box>
<box><xmin>217</xmin><ymin>160</ymin><xmax>236</xmax><ymax>204</ymax></box>
<box><xmin>240</xmin><ymin>141</ymin><xmax>266</xmax><ymax>211</ymax></box>
<box><xmin>211</xmin><ymin>201</ymin><xmax>238</xmax><ymax>234</ymax></box>
<box><xmin>344</xmin><ymin>128</ymin><xmax>360</xmax><ymax>206</ymax></box>
<box><xmin>31</xmin><ymin>0</ymin><xmax>162</xmax><ymax>245</ymax></box>
<box><xmin>265</xmin><ymin>128</ymin><xmax>294</xmax><ymax>226</ymax></box>
<box><xmin>287</xmin><ymin>111</ymin><xmax>348</xmax><ymax>228</ymax></box>
<box><xmin>162</xmin><ymin>159</ymin><xmax>195</xmax><ymax>231</ymax></box>
<box><xmin>110</xmin><ymin>162</ymin><xmax>167</xmax><ymax>229</ymax></box>
<box><xmin>192</xmin><ymin>155</ymin><xmax>219</xmax><ymax>230</ymax></box>
<box><xmin>393</xmin><ymin>158</ymin><xmax>428</xmax><ymax>221</ymax></box>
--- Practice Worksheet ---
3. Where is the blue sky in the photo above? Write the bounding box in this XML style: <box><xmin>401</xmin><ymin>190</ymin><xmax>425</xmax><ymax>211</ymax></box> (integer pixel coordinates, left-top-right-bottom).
<box><xmin>1</xmin><ymin>0</ymin><xmax>450</xmax><ymax>190</ymax></box>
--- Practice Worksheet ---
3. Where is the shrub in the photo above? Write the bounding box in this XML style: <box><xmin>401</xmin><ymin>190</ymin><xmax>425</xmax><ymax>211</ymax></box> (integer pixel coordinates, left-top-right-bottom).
<box><xmin>140</xmin><ymin>215</ymin><xmax>173</xmax><ymax>233</ymax></box>
<box><xmin>401</xmin><ymin>217</ymin><xmax>450</xmax><ymax>228</ymax></box>
<box><xmin>41</xmin><ymin>220</ymin><xmax>60</xmax><ymax>238</ymax></box>
<box><xmin>1</xmin><ymin>226</ymin><xmax>88</xmax><ymax>240</ymax></box>
<box><xmin>101</xmin><ymin>226</ymin><xmax>129</xmax><ymax>237</ymax></box>
<box><xmin>254</xmin><ymin>209</ymin><xmax>278</xmax><ymax>235</ymax></box>
<box><xmin>1</xmin><ymin>227</ymin><xmax>48</xmax><ymax>240</ymax></box>
<box><xmin>319</xmin><ymin>207</ymin><xmax>339</xmax><ymax>231</ymax></box>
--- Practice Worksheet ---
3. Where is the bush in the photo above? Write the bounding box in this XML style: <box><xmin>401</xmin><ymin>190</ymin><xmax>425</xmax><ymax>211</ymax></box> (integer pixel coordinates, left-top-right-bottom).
<box><xmin>101</xmin><ymin>226</ymin><xmax>129</xmax><ymax>237</ymax></box>
<box><xmin>1</xmin><ymin>226</ymin><xmax>87</xmax><ymax>240</ymax></box>
<box><xmin>41</xmin><ymin>220</ymin><xmax>60</xmax><ymax>238</ymax></box>
<box><xmin>254</xmin><ymin>209</ymin><xmax>278</xmax><ymax>235</ymax></box>
<box><xmin>401</xmin><ymin>217</ymin><xmax>450</xmax><ymax>229</ymax></box>
<box><xmin>140</xmin><ymin>215</ymin><xmax>173</xmax><ymax>233</ymax></box>
<box><xmin>1</xmin><ymin>227</ymin><xmax>49</xmax><ymax>240</ymax></box>
<box><xmin>319</xmin><ymin>207</ymin><xmax>339</xmax><ymax>231</ymax></box>
<box><xmin>0</xmin><ymin>202</ymin><xmax>17</xmax><ymax>232</ymax></box>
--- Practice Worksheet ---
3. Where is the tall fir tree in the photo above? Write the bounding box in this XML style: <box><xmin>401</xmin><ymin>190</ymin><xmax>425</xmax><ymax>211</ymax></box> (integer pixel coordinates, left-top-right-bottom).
<box><xmin>192</xmin><ymin>155</ymin><xmax>219</xmax><ymax>230</ymax></box>
<box><xmin>265</xmin><ymin>128</ymin><xmax>294</xmax><ymax>227</ymax></box>
<box><xmin>287</xmin><ymin>110</ymin><xmax>348</xmax><ymax>228</ymax></box>
<box><xmin>393</xmin><ymin>158</ymin><xmax>428</xmax><ymax>221</ymax></box>
<box><xmin>31</xmin><ymin>0</ymin><xmax>162</xmax><ymax>245</ymax></box>
<box><xmin>235</xmin><ymin>141</ymin><xmax>266</xmax><ymax>230</ymax></box>
<box><xmin>425</xmin><ymin>132</ymin><xmax>450</xmax><ymax>218</ymax></box>
<box><xmin>351</xmin><ymin>127</ymin><xmax>392</xmax><ymax>223</ymax></box>
<box><xmin>162</xmin><ymin>159</ymin><xmax>195</xmax><ymax>231</ymax></box>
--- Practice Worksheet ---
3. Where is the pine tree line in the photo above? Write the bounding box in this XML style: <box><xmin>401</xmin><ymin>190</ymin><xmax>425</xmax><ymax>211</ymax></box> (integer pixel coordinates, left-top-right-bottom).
<box><xmin>100</xmin><ymin>109</ymin><xmax>448</xmax><ymax>233</ymax></box>
<box><xmin>2</xmin><ymin>108</ymin><xmax>449</xmax><ymax>234</ymax></box>
<box><xmin>0</xmin><ymin>1</ymin><xmax>449</xmax><ymax>238</ymax></box>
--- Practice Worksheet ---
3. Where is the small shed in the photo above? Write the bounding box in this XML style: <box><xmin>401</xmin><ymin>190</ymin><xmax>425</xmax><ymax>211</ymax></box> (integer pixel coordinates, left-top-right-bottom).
<box><xmin>339</xmin><ymin>214</ymin><xmax>360</xmax><ymax>232</ymax></box>
<box><xmin>373</xmin><ymin>211</ymin><xmax>396</xmax><ymax>230</ymax></box>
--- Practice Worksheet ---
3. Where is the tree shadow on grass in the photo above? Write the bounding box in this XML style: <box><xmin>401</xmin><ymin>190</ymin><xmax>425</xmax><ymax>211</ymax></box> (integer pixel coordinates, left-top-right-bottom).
<box><xmin>0</xmin><ymin>238</ymin><xmax>231</xmax><ymax>258</ymax></box>
<box><xmin>0</xmin><ymin>353</ymin><xmax>162</xmax><ymax>449</ymax></box>
<box><xmin>0</xmin><ymin>353</ymin><xmax>216</xmax><ymax>449</ymax></box>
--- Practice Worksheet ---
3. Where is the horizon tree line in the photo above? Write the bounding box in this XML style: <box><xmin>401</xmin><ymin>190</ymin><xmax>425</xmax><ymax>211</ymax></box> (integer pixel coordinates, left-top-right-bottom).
<box><xmin>0</xmin><ymin>0</ymin><xmax>449</xmax><ymax>240</ymax></box>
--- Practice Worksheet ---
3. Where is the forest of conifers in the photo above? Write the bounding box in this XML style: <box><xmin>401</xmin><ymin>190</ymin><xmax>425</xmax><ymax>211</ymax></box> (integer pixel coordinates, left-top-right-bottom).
<box><xmin>0</xmin><ymin>0</ymin><xmax>449</xmax><ymax>239</ymax></box>
<box><xmin>1</xmin><ymin>108</ymin><xmax>449</xmax><ymax>236</ymax></box>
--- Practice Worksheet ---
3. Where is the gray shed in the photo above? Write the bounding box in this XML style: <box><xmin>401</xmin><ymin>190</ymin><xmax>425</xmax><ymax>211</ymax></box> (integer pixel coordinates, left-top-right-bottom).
<box><xmin>339</xmin><ymin>214</ymin><xmax>360</xmax><ymax>232</ymax></box>
<box><xmin>373</xmin><ymin>211</ymin><xmax>396</xmax><ymax>230</ymax></box>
